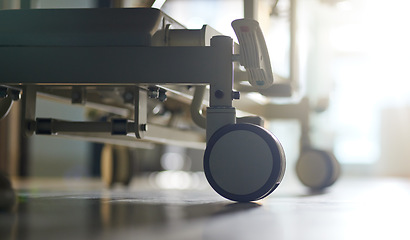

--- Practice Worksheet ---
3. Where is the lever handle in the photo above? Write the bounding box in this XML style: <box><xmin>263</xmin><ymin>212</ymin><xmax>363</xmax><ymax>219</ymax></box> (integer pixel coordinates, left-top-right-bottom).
<box><xmin>232</xmin><ymin>19</ymin><xmax>273</xmax><ymax>89</ymax></box>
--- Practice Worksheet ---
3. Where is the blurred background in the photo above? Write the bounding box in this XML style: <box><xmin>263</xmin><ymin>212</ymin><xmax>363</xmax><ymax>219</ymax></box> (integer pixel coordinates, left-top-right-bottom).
<box><xmin>1</xmin><ymin>0</ymin><xmax>410</xmax><ymax>188</ymax></box>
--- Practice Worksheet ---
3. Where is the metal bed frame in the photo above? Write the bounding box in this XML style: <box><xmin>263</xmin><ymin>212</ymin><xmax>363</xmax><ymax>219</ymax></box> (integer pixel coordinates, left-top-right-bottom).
<box><xmin>0</xmin><ymin>7</ymin><xmax>339</xmax><ymax>202</ymax></box>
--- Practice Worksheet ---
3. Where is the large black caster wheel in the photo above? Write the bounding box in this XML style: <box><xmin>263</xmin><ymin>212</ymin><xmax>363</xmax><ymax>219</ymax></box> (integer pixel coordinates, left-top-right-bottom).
<box><xmin>204</xmin><ymin>123</ymin><xmax>286</xmax><ymax>202</ymax></box>
<box><xmin>101</xmin><ymin>144</ymin><xmax>133</xmax><ymax>187</ymax></box>
<box><xmin>296</xmin><ymin>148</ymin><xmax>341</xmax><ymax>190</ymax></box>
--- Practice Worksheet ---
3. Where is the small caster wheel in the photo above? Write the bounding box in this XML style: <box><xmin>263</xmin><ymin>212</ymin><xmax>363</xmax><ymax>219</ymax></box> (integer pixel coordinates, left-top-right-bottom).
<box><xmin>101</xmin><ymin>144</ymin><xmax>133</xmax><ymax>187</ymax></box>
<box><xmin>204</xmin><ymin>123</ymin><xmax>286</xmax><ymax>202</ymax></box>
<box><xmin>296</xmin><ymin>149</ymin><xmax>341</xmax><ymax>190</ymax></box>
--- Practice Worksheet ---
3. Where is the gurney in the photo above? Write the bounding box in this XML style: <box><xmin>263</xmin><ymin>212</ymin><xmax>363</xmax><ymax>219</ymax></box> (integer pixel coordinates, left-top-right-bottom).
<box><xmin>0</xmin><ymin>8</ymin><xmax>339</xmax><ymax>202</ymax></box>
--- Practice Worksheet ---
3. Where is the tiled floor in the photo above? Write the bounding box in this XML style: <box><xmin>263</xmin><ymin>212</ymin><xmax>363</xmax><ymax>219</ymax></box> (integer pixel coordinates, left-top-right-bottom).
<box><xmin>1</xmin><ymin>176</ymin><xmax>410</xmax><ymax>240</ymax></box>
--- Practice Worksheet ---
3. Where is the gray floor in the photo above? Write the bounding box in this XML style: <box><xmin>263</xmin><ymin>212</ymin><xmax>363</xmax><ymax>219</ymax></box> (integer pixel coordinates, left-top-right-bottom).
<box><xmin>1</xmin><ymin>176</ymin><xmax>410</xmax><ymax>240</ymax></box>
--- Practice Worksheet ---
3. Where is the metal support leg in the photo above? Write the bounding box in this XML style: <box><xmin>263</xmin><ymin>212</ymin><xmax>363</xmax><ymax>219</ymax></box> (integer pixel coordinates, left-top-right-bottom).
<box><xmin>299</xmin><ymin>98</ymin><xmax>312</xmax><ymax>150</ymax></box>
<box><xmin>134</xmin><ymin>87</ymin><xmax>147</xmax><ymax>139</ymax></box>
<box><xmin>190</xmin><ymin>86</ymin><xmax>207</xmax><ymax>129</ymax></box>
<box><xmin>206</xmin><ymin>36</ymin><xmax>236</xmax><ymax>141</ymax></box>
<box><xmin>21</xmin><ymin>85</ymin><xmax>36</xmax><ymax>136</ymax></box>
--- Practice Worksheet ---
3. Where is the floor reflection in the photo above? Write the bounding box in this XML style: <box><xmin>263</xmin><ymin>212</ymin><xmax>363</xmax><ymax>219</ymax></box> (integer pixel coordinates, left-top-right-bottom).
<box><xmin>0</xmin><ymin>188</ymin><xmax>270</xmax><ymax>240</ymax></box>
<box><xmin>3</xmin><ymin>178</ymin><xmax>410</xmax><ymax>240</ymax></box>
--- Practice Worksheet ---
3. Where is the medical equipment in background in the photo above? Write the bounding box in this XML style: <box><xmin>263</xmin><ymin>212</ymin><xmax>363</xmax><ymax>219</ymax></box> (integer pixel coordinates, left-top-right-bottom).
<box><xmin>0</xmin><ymin>5</ymin><xmax>339</xmax><ymax>201</ymax></box>
<box><xmin>236</xmin><ymin>0</ymin><xmax>341</xmax><ymax>190</ymax></box>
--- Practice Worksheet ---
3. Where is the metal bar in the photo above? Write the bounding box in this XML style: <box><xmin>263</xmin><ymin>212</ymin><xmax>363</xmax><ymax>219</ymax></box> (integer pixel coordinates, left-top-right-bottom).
<box><xmin>21</xmin><ymin>85</ymin><xmax>36</xmax><ymax>136</ymax></box>
<box><xmin>205</xmin><ymin>36</ymin><xmax>236</xmax><ymax>140</ymax></box>
<box><xmin>190</xmin><ymin>86</ymin><xmax>207</xmax><ymax>129</ymax></box>
<box><xmin>36</xmin><ymin>119</ymin><xmax>112</xmax><ymax>134</ymax></box>
<box><xmin>49</xmin><ymin>132</ymin><xmax>156</xmax><ymax>149</ymax></box>
<box><xmin>34</xmin><ymin>118</ymin><xmax>205</xmax><ymax>149</ymax></box>
<box><xmin>208</xmin><ymin>36</ymin><xmax>234</xmax><ymax>108</ymax></box>
<box><xmin>134</xmin><ymin>87</ymin><xmax>147</xmax><ymax>139</ymax></box>
<box><xmin>0</xmin><ymin>46</ymin><xmax>229</xmax><ymax>85</ymax></box>
<box><xmin>244</xmin><ymin>0</ymin><xmax>258</xmax><ymax>20</ymax></box>
<box><xmin>290</xmin><ymin>0</ymin><xmax>299</xmax><ymax>92</ymax></box>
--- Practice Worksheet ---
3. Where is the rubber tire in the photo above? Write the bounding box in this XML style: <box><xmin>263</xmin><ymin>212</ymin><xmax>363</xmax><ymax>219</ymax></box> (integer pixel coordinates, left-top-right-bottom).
<box><xmin>204</xmin><ymin>123</ymin><xmax>286</xmax><ymax>202</ymax></box>
<box><xmin>296</xmin><ymin>149</ymin><xmax>341</xmax><ymax>190</ymax></box>
<box><xmin>101</xmin><ymin>144</ymin><xmax>133</xmax><ymax>187</ymax></box>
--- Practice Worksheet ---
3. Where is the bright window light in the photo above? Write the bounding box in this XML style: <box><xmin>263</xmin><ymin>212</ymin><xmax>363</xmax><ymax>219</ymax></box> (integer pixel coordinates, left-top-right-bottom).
<box><xmin>152</xmin><ymin>0</ymin><xmax>167</xmax><ymax>9</ymax></box>
<box><xmin>324</xmin><ymin>0</ymin><xmax>410</xmax><ymax>165</ymax></box>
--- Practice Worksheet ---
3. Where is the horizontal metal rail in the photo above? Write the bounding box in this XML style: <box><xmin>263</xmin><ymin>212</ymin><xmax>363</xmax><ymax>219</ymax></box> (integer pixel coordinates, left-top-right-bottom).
<box><xmin>34</xmin><ymin>118</ymin><xmax>206</xmax><ymax>149</ymax></box>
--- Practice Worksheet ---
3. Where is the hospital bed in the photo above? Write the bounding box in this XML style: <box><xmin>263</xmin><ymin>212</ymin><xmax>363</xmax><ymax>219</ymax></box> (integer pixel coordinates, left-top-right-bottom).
<box><xmin>0</xmin><ymin>7</ymin><xmax>339</xmax><ymax>202</ymax></box>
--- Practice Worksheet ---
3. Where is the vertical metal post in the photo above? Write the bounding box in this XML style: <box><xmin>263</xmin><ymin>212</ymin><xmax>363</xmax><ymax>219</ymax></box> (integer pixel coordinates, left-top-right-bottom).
<box><xmin>299</xmin><ymin>98</ymin><xmax>311</xmax><ymax>150</ymax></box>
<box><xmin>21</xmin><ymin>85</ymin><xmax>36</xmax><ymax>137</ymax></box>
<box><xmin>206</xmin><ymin>36</ymin><xmax>236</xmax><ymax>141</ymax></box>
<box><xmin>244</xmin><ymin>0</ymin><xmax>258</xmax><ymax>20</ymax></box>
<box><xmin>209</xmin><ymin>36</ymin><xmax>234</xmax><ymax>108</ymax></box>
<box><xmin>290</xmin><ymin>0</ymin><xmax>299</xmax><ymax>92</ymax></box>
<box><xmin>134</xmin><ymin>87</ymin><xmax>147</xmax><ymax>139</ymax></box>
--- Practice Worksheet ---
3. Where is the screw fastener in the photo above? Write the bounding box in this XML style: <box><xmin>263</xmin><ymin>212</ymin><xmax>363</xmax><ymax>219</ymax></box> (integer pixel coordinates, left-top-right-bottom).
<box><xmin>215</xmin><ymin>90</ymin><xmax>224</xmax><ymax>99</ymax></box>
<box><xmin>140</xmin><ymin>124</ymin><xmax>148</xmax><ymax>132</ymax></box>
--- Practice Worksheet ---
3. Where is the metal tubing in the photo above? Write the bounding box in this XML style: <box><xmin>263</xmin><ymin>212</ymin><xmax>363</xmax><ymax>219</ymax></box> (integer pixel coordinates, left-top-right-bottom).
<box><xmin>290</xmin><ymin>0</ymin><xmax>299</xmax><ymax>92</ymax></box>
<box><xmin>209</xmin><ymin>36</ymin><xmax>234</xmax><ymax>107</ymax></box>
<box><xmin>36</xmin><ymin>119</ymin><xmax>112</xmax><ymax>134</ymax></box>
<box><xmin>244</xmin><ymin>0</ymin><xmax>258</xmax><ymax>20</ymax></box>
<box><xmin>134</xmin><ymin>87</ymin><xmax>147</xmax><ymax>139</ymax></box>
<box><xmin>21</xmin><ymin>85</ymin><xmax>36</xmax><ymax>136</ymax></box>
<box><xmin>33</xmin><ymin>118</ymin><xmax>206</xmax><ymax>149</ymax></box>
<box><xmin>190</xmin><ymin>86</ymin><xmax>207</xmax><ymax>129</ymax></box>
